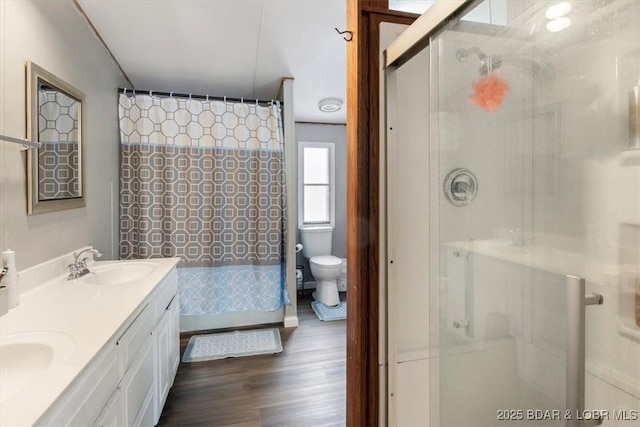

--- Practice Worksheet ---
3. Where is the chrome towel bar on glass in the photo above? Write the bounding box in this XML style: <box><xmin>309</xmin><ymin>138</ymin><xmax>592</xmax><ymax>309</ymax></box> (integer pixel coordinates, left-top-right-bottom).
<box><xmin>0</xmin><ymin>134</ymin><xmax>42</xmax><ymax>149</ymax></box>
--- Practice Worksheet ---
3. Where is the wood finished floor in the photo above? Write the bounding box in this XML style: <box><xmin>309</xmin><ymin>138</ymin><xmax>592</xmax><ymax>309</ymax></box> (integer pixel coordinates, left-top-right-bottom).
<box><xmin>158</xmin><ymin>293</ymin><xmax>346</xmax><ymax>427</ymax></box>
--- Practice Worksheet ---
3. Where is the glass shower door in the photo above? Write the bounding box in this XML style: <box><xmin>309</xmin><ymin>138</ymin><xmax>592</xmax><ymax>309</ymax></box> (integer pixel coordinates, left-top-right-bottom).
<box><xmin>430</xmin><ymin>1</ymin><xmax>640</xmax><ymax>426</ymax></box>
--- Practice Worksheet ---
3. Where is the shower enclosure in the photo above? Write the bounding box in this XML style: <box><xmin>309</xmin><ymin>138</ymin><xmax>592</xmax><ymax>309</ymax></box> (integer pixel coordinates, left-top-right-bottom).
<box><xmin>384</xmin><ymin>1</ymin><xmax>640</xmax><ymax>426</ymax></box>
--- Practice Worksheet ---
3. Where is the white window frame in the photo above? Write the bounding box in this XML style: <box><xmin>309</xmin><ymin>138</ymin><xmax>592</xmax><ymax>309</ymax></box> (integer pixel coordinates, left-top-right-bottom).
<box><xmin>297</xmin><ymin>141</ymin><xmax>335</xmax><ymax>228</ymax></box>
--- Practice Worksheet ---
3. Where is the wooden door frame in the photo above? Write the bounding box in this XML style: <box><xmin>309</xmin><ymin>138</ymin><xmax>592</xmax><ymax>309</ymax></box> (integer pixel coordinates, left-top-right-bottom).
<box><xmin>346</xmin><ymin>2</ymin><xmax>417</xmax><ymax>425</ymax></box>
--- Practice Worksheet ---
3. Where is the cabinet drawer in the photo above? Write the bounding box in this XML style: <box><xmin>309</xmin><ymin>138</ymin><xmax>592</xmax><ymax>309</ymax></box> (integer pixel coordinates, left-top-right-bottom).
<box><xmin>152</xmin><ymin>270</ymin><xmax>178</xmax><ymax>324</ymax></box>
<box><xmin>117</xmin><ymin>303</ymin><xmax>153</xmax><ymax>375</ymax></box>
<box><xmin>36</xmin><ymin>345</ymin><xmax>120</xmax><ymax>426</ymax></box>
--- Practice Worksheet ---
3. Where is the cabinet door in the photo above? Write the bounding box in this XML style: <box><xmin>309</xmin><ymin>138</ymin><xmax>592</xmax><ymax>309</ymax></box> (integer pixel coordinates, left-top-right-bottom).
<box><xmin>133</xmin><ymin>387</ymin><xmax>155</xmax><ymax>427</ymax></box>
<box><xmin>156</xmin><ymin>308</ymin><xmax>171</xmax><ymax>414</ymax></box>
<box><xmin>169</xmin><ymin>294</ymin><xmax>180</xmax><ymax>380</ymax></box>
<box><xmin>93</xmin><ymin>389</ymin><xmax>123</xmax><ymax>427</ymax></box>
<box><xmin>121</xmin><ymin>336</ymin><xmax>154</xmax><ymax>427</ymax></box>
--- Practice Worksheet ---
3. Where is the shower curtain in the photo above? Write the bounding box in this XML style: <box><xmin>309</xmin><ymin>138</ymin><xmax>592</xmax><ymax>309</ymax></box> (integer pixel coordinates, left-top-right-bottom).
<box><xmin>118</xmin><ymin>93</ymin><xmax>289</xmax><ymax>315</ymax></box>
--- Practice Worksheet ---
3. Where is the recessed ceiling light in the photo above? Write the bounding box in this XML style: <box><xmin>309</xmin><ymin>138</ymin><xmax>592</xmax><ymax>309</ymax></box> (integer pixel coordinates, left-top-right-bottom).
<box><xmin>318</xmin><ymin>98</ymin><xmax>342</xmax><ymax>113</ymax></box>
<box><xmin>545</xmin><ymin>2</ymin><xmax>572</xmax><ymax>20</ymax></box>
<box><xmin>546</xmin><ymin>17</ymin><xmax>572</xmax><ymax>32</ymax></box>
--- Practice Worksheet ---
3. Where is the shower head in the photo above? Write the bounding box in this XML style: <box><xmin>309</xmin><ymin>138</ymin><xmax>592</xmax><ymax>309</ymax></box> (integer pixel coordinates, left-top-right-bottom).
<box><xmin>456</xmin><ymin>47</ymin><xmax>502</xmax><ymax>75</ymax></box>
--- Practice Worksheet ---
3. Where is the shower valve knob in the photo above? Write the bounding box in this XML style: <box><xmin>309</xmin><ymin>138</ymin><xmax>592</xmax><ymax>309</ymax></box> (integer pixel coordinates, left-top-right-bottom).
<box><xmin>453</xmin><ymin>319</ymin><xmax>470</xmax><ymax>329</ymax></box>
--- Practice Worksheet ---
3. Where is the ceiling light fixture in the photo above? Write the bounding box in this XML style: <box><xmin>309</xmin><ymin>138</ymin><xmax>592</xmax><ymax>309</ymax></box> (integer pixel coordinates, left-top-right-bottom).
<box><xmin>318</xmin><ymin>98</ymin><xmax>342</xmax><ymax>113</ymax></box>
<box><xmin>545</xmin><ymin>2</ymin><xmax>572</xmax><ymax>20</ymax></box>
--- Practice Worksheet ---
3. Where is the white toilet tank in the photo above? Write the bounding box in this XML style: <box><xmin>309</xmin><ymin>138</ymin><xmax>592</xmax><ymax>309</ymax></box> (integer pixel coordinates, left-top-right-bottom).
<box><xmin>300</xmin><ymin>226</ymin><xmax>333</xmax><ymax>258</ymax></box>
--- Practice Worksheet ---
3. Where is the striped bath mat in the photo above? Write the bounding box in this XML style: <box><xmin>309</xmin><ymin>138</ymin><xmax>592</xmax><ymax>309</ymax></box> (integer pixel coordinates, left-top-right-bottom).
<box><xmin>182</xmin><ymin>328</ymin><xmax>283</xmax><ymax>362</ymax></box>
<box><xmin>311</xmin><ymin>301</ymin><xmax>347</xmax><ymax>321</ymax></box>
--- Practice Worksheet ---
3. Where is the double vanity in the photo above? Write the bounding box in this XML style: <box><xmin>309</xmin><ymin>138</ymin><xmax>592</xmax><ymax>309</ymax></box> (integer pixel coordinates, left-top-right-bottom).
<box><xmin>0</xmin><ymin>251</ymin><xmax>180</xmax><ymax>426</ymax></box>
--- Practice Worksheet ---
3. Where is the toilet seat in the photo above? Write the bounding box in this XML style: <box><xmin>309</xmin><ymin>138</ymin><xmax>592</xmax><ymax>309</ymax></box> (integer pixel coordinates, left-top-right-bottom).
<box><xmin>310</xmin><ymin>255</ymin><xmax>342</xmax><ymax>269</ymax></box>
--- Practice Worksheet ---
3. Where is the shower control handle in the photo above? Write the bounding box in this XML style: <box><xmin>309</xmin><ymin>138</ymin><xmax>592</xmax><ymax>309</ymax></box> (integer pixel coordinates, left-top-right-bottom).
<box><xmin>452</xmin><ymin>319</ymin><xmax>469</xmax><ymax>329</ymax></box>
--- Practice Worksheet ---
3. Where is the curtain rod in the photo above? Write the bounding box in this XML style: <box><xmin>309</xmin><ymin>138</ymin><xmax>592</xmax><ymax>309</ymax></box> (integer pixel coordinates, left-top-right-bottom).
<box><xmin>118</xmin><ymin>88</ymin><xmax>280</xmax><ymax>106</ymax></box>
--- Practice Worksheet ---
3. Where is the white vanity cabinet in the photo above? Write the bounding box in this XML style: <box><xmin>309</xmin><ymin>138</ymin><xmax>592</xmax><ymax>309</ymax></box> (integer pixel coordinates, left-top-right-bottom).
<box><xmin>152</xmin><ymin>273</ymin><xmax>180</xmax><ymax>424</ymax></box>
<box><xmin>34</xmin><ymin>267</ymin><xmax>179</xmax><ymax>427</ymax></box>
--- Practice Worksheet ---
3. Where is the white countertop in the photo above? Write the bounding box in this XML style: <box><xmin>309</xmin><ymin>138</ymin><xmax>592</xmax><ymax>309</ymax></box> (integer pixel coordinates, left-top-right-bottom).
<box><xmin>0</xmin><ymin>257</ymin><xmax>180</xmax><ymax>426</ymax></box>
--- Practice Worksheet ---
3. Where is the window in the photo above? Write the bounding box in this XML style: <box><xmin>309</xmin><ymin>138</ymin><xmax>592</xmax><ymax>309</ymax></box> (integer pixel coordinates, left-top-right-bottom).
<box><xmin>388</xmin><ymin>0</ymin><xmax>435</xmax><ymax>15</ymax></box>
<box><xmin>298</xmin><ymin>142</ymin><xmax>335</xmax><ymax>227</ymax></box>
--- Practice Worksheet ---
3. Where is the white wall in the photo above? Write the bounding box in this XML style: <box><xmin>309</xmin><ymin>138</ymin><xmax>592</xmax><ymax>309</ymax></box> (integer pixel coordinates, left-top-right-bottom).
<box><xmin>0</xmin><ymin>0</ymin><xmax>127</xmax><ymax>270</ymax></box>
<box><xmin>294</xmin><ymin>122</ymin><xmax>347</xmax><ymax>270</ymax></box>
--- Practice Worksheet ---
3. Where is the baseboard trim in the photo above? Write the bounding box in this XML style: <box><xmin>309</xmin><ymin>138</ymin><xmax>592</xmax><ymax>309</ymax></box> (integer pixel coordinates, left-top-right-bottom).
<box><xmin>303</xmin><ymin>280</ymin><xmax>317</xmax><ymax>290</ymax></box>
<box><xmin>284</xmin><ymin>315</ymin><xmax>299</xmax><ymax>328</ymax></box>
<box><xmin>302</xmin><ymin>280</ymin><xmax>347</xmax><ymax>293</ymax></box>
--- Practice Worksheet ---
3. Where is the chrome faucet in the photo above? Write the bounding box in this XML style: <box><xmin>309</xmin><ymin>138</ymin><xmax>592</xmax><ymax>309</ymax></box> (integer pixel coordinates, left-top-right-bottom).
<box><xmin>67</xmin><ymin>248</ymin><xmax>103</xmax><ymax>280</ymax></box>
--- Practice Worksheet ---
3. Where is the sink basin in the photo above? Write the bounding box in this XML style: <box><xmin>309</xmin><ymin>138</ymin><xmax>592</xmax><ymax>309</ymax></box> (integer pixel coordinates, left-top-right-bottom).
<box><xmin>0</xmin><ymin>331</ymin><xmax>75</xmax><ymax>402</ymax></box>
<box><xmin>0</xmin><ymin>343</ymin><xmax>54</xmax><ymax>401</ymax></box>
<box><xmin>81</xmin><ymin>262</ymin><xmax>156</xmax><ymax>285</ymax></box>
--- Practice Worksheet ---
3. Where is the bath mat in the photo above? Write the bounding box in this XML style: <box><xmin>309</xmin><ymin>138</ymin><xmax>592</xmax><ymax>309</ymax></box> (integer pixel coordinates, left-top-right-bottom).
<box><xmin>182</xmin><ymin>328</ymin><xmax>282</xmax><ymax>362</ymax></box>
<box><xmin>311</xmin><ymin>300</ymin><xmax>347</xmax><ymax>321</ymax></box>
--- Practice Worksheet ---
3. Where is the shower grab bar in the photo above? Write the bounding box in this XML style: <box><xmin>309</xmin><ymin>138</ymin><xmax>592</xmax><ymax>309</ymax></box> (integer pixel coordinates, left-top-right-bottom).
<box><xmin>566</xmin><ymin>275</ymin><xmax>603</xmax><ymax>427</ymax></box>
<box><xmin>451</xmin><ymin>247</ymin><xmax>473</xmax><ymax>338</ymax></box>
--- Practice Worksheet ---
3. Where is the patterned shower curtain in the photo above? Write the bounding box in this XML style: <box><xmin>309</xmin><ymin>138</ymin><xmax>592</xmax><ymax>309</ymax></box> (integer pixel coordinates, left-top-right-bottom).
<box><xmin>118</xmin><ymin>93</ymin><xmax>289</xmax><ymax>315</ymax></box>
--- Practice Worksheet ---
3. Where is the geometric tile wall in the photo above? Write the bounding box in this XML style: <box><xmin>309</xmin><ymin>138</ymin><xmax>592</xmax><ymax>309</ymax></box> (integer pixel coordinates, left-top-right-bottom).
<box><xmin>38</xmin><ymin>89</ymin><xmax>80</xmax><ymax>200</ymax></box>
<box><xmin>118</xmin><ymin>94</ymin><xmax>287</xmax><ymax>267</ymax></box>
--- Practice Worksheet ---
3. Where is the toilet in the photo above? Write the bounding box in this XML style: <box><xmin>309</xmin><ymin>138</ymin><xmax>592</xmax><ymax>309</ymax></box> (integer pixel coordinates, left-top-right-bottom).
<box><xmin>300</xmin><ymin>226</ymin><xmax>342</xmax><ymax>307</ymax></box>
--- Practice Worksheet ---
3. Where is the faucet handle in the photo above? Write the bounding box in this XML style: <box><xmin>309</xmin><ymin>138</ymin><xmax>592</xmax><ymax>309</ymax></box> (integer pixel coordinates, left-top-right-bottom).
<box><xmin>67</xmin><ymin>263</ymin><xmax>78</xmax><ymax>277</ymax></box>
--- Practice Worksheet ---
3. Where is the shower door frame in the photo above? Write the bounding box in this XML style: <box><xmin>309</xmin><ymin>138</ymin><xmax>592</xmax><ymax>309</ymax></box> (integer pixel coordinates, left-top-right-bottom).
<box><xmin>345</xmin><ymin>3</ymin><xmax>419</xmax><ymax>426</ymax></box>
<box><xmin>381</xmin><ymin>3</ymin><xmax>474</xmax><ymax>426</ymax></box>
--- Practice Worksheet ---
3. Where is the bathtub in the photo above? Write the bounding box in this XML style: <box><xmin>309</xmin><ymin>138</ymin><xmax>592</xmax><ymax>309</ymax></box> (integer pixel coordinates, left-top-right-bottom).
<box><xmin>177</xmin><ymin>265</ymin><xmax>288</xmax><ymax>332</ymax></box>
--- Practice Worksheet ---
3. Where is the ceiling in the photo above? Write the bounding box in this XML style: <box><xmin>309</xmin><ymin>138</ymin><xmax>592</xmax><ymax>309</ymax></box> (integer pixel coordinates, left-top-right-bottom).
<box><xmin>78</xmin><ymin>0</ymin><xmax>347</xmax><ymax>124</ymax></box>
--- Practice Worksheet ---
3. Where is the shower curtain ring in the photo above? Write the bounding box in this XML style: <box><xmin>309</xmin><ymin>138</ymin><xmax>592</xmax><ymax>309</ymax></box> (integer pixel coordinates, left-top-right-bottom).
<box><xmin>170</xmin><ymin>92</ymin><xmax>173</xmax><ymax>98</ymax></box>
<box><xmin>149</xmin><ymin>90</ymin><xmax>153</xmax><ymax>97</ymax></box>
<box><xmin>189</xmin><ymin>93</ymin><xmax>192</xmax><ymax>100</ymax></box>
<box><xmin>255</xmin><ymin>99</ymin><xmax>259</xmax><ymax>106</ymax></box>
<box><xmin>224</xmin><ymin>96</ymin><xmax>227</xmax><ymax>103</ymax></box>
<box><xmin>123</xmin><ymin>88</ymin><xmax>127</xmax><ymax>95</ymax></box>
<box><xmin>133</xmin><ymin>89</ymin><xmax>136</xmax><ymax>96</ymax></box>
<box><xmin>206</xmin><ymin>94</ymin><xmax>209</xmax><ymax>101</ymax></box>
<box><xmin>241</xmin><ymin>97</ymin><xmax>244</xmax><ymax>104</ymax></box>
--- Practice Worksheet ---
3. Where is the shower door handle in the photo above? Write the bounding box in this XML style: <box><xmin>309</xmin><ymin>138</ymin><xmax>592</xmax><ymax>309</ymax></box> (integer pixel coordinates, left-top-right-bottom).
<box><xmin>566</xmin><ymin>275</ymin><xmax>603</xmax><ymax>427</ymax></box>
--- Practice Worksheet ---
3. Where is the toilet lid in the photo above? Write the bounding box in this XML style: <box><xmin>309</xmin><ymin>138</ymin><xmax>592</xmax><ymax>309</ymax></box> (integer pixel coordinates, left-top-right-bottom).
<box><xmin>310</xmin><ymin>255</ymin><xmax>342</xmax><ymax>266</ymax></box>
